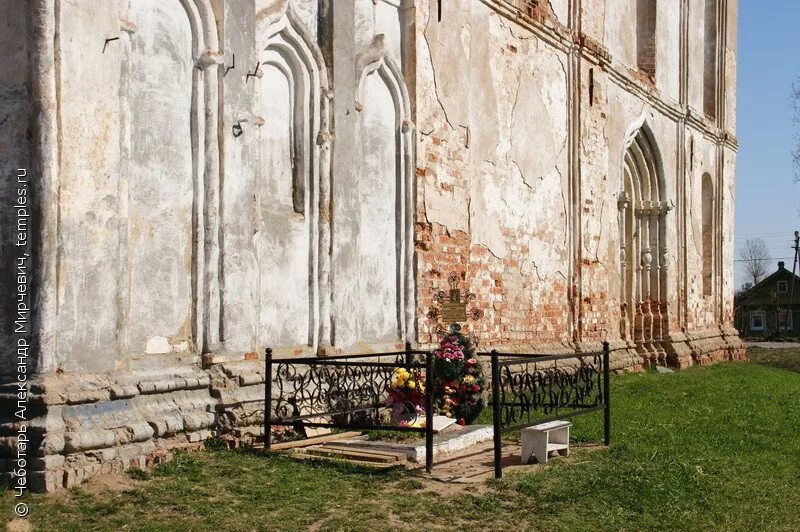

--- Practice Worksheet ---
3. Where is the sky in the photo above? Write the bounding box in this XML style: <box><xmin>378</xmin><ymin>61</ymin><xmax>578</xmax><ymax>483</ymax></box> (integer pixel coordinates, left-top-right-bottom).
<box><xmin>734</xmin><ymin>0</ymin><xmax>800</xmax><ymax>288</ymax></box>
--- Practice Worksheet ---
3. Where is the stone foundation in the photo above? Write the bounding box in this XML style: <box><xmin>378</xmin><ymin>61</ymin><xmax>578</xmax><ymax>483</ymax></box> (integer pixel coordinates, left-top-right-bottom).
<box><xmin>0</xmin><ymin>357</ymin><xmax>216</xmax><ymax>492</ymax></box>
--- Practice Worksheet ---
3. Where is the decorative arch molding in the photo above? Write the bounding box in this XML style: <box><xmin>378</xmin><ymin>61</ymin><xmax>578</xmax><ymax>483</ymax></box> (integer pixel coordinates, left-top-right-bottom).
<box><xmin>354</xmin><ymin>34</ymin><xmax>416</xmax><ymax>343</ymax></box>
<box><xmin>254</xmin><ymin>2</ymin><xmax>333</xmax><ymax>350</ymax></box>
<box><xmin>617</xmin><ymin>120</ymin><xmax>671</xmax><ymax>365</ymax></box>
<box><xmin>118</xmin><ymin>0</ymin><xmax>222</xmax><ymax>356</ymax></box>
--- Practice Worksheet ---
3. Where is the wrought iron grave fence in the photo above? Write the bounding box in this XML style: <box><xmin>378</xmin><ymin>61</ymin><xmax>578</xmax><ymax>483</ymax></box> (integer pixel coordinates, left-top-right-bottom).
<box><xmin>481</xmin><ymin>341</ymin><xmax>611</xmax><ymax>478</ymax></box>
<box><xmin>259</xmin><ymin>341</ymin><xmax>611</xmax><ymax>479</ymax></box>
<box><xmin>263</xmin><ymin>344</ymin><xmax>436</xmax><ymax>472</ymax></box>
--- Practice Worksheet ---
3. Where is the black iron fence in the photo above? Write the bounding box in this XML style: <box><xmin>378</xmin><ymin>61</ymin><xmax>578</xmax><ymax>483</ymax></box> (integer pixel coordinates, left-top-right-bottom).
<box><xmin>263</xmin><ymin>344</ymin><xmax>436</xmax><ymax>472</ymax></box>
<box><xmin>261</xmin><ymin>341</ymin><xmax>611</xmax><ymax>479</ymax></box>
<box><xmin>483</xmin><ymin>341</ymin><xmax>611</xmax><ymax>478</ymax></box>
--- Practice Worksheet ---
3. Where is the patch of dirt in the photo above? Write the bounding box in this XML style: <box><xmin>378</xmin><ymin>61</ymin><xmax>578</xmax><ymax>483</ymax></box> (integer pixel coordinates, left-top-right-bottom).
<box><xmin>79</xmin><ymin>472</ymin><xmax>146</xmax><ymax>496</ymax></box>
<box><xmin>402</xmin><ymin>442</ymin><xmax>606</xmax><ymax>496</ymax></box>
<box><xmin>4</xmin><ymin>519</ymin><xmax>32</xmax><ymax>532</ymax></box>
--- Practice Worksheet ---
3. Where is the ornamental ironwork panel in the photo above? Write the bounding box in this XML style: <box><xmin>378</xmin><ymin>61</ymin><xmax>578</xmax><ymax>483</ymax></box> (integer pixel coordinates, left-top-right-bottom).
<box><xmin>494</xmin><ymin>352</ymin><xmax>604</xmax><ymax>431</ymax></box>
<box><xmin>271</xmin><ymin>355</ymin><xmax>423</xmax><ymax>427</ymax></box>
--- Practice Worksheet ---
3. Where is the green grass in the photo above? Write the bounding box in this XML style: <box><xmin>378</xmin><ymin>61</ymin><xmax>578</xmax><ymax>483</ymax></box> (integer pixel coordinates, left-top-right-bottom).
<box><xmin>6</xmin><ymin>349</ymin><xmax>800</xmax><ymax>531</ymax></box>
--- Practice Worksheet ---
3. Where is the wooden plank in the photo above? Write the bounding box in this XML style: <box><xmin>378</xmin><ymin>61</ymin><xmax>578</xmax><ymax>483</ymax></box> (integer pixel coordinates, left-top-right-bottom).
<box><xmin>304</xmin><ymin>447</ymin><xmax>402</xmax><ymax>464</ymax></box>
<box><xmin>269</xmin><ymin>431</ymin><xmax>363</xmax><ymax>451</ymax></box>
<box><xmin>291</xmin><ymin>453</ymin><xmax>400</xmax><ymax>469</ymax></box>
<box><xmin>319</xmin><ymin>444</ymin><xmax>408</xmax><ymax>462</ymax></box>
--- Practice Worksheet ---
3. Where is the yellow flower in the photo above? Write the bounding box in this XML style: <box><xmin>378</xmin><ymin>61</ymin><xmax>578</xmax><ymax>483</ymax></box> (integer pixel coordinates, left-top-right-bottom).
<box><xmin>407</xmin><ymin>381</ymin><xmax>416</xmax><ymax>389</ymax></box>
<box><xmin>463</xmin><ymin>375</ymin><xmax>475</xmax><ymax>385</ymax></box>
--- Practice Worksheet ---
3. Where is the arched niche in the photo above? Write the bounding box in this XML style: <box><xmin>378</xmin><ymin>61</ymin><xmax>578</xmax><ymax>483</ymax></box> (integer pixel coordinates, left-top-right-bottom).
<box><xmin>335</xmin><ymin>35</ymin><xmax>414</xmax><ymax>348</ymax></box>
<box><xmin>243</xmin><ymin>5</ymin><xmax>330</xmax><ymax>351</ymax></box>
<box><xmin>617</xmin><ymin>120</ymin><xmax>670</xmax><ymax>365</ymax></box>
<box><xmin>119</xmin><ymin>0</ymin><xmax>220</xmax><ymax>356</ymax></box>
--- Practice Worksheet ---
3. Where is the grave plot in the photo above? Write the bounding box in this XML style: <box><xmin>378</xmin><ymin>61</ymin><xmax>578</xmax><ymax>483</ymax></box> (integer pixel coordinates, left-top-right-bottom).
<box><xmin>249</xmin><ymin>325</ymin><xmax>612</xmax><ymax>480</ymax></box>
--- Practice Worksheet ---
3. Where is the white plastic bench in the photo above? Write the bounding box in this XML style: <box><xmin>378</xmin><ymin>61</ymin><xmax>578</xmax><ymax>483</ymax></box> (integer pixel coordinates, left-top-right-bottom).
<box><xmin>521</xmin><ymin>420</ymin><xmax>572</xmax><ymax>465</ymax></box>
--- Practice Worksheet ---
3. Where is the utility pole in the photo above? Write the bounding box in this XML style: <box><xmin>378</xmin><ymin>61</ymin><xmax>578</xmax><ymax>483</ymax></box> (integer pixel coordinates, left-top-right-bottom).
<box><xmin>788</xmin><ymin>231</ymin><xmax>800</xmax><ymax>335</ymax></box>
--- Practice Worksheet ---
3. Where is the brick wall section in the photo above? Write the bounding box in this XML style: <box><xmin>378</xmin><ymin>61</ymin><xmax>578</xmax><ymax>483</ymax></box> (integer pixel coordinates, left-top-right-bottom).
<box><xmin>414</xmin><ymin>135</ymin><xmax>571</xmax><ymax>349</ymax></box>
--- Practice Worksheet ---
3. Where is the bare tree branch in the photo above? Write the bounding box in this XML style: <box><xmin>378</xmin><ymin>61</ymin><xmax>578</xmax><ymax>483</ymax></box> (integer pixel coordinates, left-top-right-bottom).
<box><xmin>738</xmin><ymin>238</ymin><xmax>770</xmax><ymax>286</ymax></box>
<box><xmin>792</xmin><ymin>76</ymin><xmax>800</xmax><ymax>183</ymax></box>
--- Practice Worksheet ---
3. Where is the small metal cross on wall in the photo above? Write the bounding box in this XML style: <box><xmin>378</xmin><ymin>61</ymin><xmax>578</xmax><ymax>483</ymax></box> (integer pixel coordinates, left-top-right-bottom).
<box><xmin>427</xmin><ymin>271</ymin><xmax>484</xmax><ymax>339</ymax></box>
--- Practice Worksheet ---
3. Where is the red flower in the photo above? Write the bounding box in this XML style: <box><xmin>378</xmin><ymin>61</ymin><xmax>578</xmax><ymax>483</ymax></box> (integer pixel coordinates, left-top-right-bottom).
<box><xmin>457</xmin><ymin>418</ymin><xmax>466</xmax><ymax>426</ymax></box>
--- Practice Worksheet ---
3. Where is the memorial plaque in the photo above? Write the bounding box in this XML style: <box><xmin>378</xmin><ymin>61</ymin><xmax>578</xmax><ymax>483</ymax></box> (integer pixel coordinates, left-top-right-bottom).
<box><xmin>428</xmin><ymin>271</ymin><xmax>483</xmax><ymax>338</ymax></box>
<box><xmin>441</xmin><ymin>301</ymin><xmax>467</xmax><ymax>323</ymax></box>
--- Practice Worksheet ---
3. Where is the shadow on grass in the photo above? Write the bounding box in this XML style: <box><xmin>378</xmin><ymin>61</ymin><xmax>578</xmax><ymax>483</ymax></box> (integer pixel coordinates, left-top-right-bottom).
<box><xmin>748</xmin><ymin>346</ymin><xmax>800</xmax><ymax>373</ymax></box>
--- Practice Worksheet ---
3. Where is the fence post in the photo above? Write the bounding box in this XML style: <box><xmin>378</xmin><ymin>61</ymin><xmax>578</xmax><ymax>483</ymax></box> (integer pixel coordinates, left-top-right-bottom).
<box><xmin>491</xmin><ymin>350</ymin><xmax>502</xmax><ymax>479</ymax></box>
<box><xmin>602</xmin><ymin>341</ymin><xmax>611</xmax><ymax>446</ymax></box>
<box><xmin>405</xmin><ymin>341</ymin><xmax>412</xmax><ymax>369</ymax></box>
<box><xmin>425</xmin><ymin>351</ymin><xmax>434</xmax><ymax>473</ymax></box>
<box><xmin>264</xmin><ymin>347</ymin><xmax>273</xmax><ymax>452</ymax></box>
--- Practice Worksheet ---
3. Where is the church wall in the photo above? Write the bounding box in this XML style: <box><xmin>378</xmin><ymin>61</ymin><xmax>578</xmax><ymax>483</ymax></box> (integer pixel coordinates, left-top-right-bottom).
<box><xmin>655</xmin><ymin>1</ymin><xmax>680</xmax><ymax>102</ymax></box>
<box><xmin>721</xmin><ymin>146</ymin><xmax>737</xmax><ymax>327</ymax></box>
<box><xmin>0</xmin><ymin>3</ymin><xmax>31</xmax><ymax>374</ymax></box>
<box><xmin>687</xmin><ymin>0</ymin><xmax>706</xmax><ymax>113</ymax></box>
<box><xmin>55</xmin><ymin>1</ymin><xmax>123</xmax><ymax>372</ymax></box>
<box><xmin>685</xmin><ymin>133</ymin><xmax>718</xmax><ymax>330</ymax></box>
<box><xmin>0</xmin><ymin>0</ymin><xmax>743</xmax><ymax>492</ymax></box>
<box><xmin>415</xmin><ymin>0</ymin><xmax>571</xmax><ymax>349</ymax></box>
<box><xmin>121</xmin><ymin>0</ymin><xmax>196</xmax><ymax>359</ymax></box>
<box><xmin>220</xmin><ymin>0</ymin><xmax>261</xmax><ymax>356</ymax></box>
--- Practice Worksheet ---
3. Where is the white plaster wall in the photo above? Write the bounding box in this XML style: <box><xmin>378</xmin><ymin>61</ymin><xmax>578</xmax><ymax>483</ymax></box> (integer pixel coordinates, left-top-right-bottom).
<box><xmin>687</xmin><ymin>0</ymin><xmax>705</xmax><ymax>113</ymax></box>
<box><xmin>725</xmin><ymin>0</ymin><xmax>738</xmax><ymax>132</ymax></box>
<box><xmin>355</xmin><ymin>0</ymin><xmax>403</xmax><ymax>67</ymax></box>
<box><xmin>122</xmin><ymin>0</ymin><xmax>194</xmax><ymax>356</ymax></box>
<box><xmin>604</xmin><ymin>0</ymin><xmax>637</xmax><ymax>70</ymax></box>
<box><xmin>257</xmin><ymin>61</ymin><xmax>311</xmax><ymax>347</ymax></box>
<box><xmin>656</xmin><ymin>0</ymin><xmax>680</xmax><ymax>100</ymax></box>
<box><xmin>350</xmin><ymin>73</ymin><xmax>400</xmax><ymax>347</ymax></box>
<box><xmin>686</xmin><ymin>134</ymin><xmax>718</xmax><ymax>327</ymax></box>
<box><xmin>722</xmin><ymin>147</ymin><xmax>737</xmax><ymax>325</ymax></box>
<box><xmin>550</xmin><ymin>0</ymin><xmax>569</xmax><ymax>26</ymax></box>
<box><xmin>56</xmin><ymin>0</ymin><xmax>122</xmax><ymax>371</ymax></box>
<box><xmin>418</xmin><ymin>0</ymin><xmax>570</xmax><ymax>327</ymax></box>
<box><xmin>0</xmin><ymin>2</ymin><xmax>30</xmax><ymax>373</ymax></box>
<box><xmin>221</xmin><ymin>0</ymin><xmax>260</xmax><ymax>355</ymax></box>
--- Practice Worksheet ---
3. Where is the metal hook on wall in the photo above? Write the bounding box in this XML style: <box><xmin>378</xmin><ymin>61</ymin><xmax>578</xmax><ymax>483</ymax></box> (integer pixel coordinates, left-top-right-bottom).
<box><xmin>224</xmin><ymin>53</ymin><xmax>236</xmax><ymax>77</ymax></box>
<box><xmin>102</xmin><ymin>36</ymin><xmax>120</xmax><ymax>53</ymax></box>
<box><xmin>245</xmin><ymin>62</ymin><xmax>262</xmax><ymax>83</ymax></box>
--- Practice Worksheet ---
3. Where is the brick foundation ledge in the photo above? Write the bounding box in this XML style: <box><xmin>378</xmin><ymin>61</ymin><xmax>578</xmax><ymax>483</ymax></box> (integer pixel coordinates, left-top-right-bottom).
<box><xmin>0</xmin><ymin>363</ymin><xmax>217</xmax><ymax>492</ymax></box>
